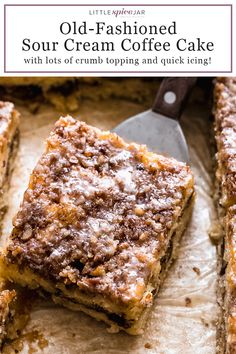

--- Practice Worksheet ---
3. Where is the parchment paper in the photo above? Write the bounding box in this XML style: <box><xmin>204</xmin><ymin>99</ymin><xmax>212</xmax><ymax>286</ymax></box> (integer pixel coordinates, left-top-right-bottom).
<box><xmin>1</xmin><ymin>97</ymin><xmax>217</xmax><ymax>354</ymax></box>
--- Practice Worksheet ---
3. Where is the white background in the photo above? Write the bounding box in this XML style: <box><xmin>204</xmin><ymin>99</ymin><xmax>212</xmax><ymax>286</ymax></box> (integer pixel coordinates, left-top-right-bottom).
<box><xmin>0</xmin><ymin>0</ymin><xmax>234</xmax><ymax>76</ymax></box>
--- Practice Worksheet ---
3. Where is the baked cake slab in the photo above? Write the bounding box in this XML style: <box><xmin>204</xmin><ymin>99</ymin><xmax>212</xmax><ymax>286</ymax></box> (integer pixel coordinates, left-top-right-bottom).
<box><xmin>0</xmin><ymin>101</ymin><xmax>20</xmax><ymax>218</ymax></box>
<box><xmin>0</xmin><ymin>101</ymin><xmax>20</xmax><ymax>347</ymax></box>
<box><xmin>214</xmin><ymin>77</ymin><xmax>236</xmax><ymax>354</ymax></box>
<box><xmin>0</xmin><ymin>284</ymin><xmax>16</xmax><ymax>348</ymax></box>
<box><xmin>0</xmin><ymin>116</ymin><xmax>194</xmax><ymax>334</ymax></box>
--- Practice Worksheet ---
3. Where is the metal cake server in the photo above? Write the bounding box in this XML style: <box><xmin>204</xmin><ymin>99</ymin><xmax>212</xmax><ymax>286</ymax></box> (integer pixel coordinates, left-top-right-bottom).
<box><xmin>113</xmin><ymin>77</ymin><xmax>197</xmax><ymax>163</ymax></box>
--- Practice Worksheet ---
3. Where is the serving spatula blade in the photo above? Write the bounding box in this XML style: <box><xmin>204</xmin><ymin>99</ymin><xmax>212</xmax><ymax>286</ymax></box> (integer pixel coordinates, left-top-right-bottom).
<box><xmin>114</xmin><ymin>109</ymin><xmax>189</xmax><ymax>163</ymax></box>
<box><xmin>114</xmin><ymin>78</ymin><xmax>196</xmax><ymax>163</ymax></box>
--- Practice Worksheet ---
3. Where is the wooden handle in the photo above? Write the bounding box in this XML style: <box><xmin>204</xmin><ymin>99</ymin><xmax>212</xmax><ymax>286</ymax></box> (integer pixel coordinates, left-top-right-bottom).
<box><xmin>152</xmin><ymin>77</ymin><xmax>197</xmax><ymax>120</ymax></box>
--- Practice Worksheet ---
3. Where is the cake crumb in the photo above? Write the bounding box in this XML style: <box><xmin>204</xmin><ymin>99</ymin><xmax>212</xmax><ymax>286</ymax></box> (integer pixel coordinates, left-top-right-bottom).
<box><xmin>185</xmin><ymin>297</ymin><xmax>192</xmax><ymax>306</ymax></box>
<box><xmin>208</xmin><ymin>221</ymin><xmax>223</xmax><ymax>245</ymax></box>
<box><xmin>201</xmin><ymin>317</ymin><xmax>209</xmax><ymax>327</ymax></box>
<box><xmin>192</xmin><ymin>266</ymin><xmax>201</xmax><ymax>275</ymax></box>
<box><xmin>144</xmin><ymin>342</ymin><xmax>152</xmax><ymax>349</ymax></box>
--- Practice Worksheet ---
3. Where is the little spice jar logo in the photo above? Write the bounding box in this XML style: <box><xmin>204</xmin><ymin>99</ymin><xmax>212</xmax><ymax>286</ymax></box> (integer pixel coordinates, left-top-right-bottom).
<box><xmin>88</xmin><ymin>8</ymin><xmax>146</xmax><ymax>17</ymax></box>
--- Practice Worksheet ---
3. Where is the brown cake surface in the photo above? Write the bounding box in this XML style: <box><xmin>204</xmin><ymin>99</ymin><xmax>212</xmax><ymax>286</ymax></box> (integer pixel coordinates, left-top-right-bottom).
<box><xmin>1</xmin><ymin>117</ymin><xmax>194</xmax><ymax>334</ymax></box>
<box><xmin>214</xmin><ymin>77</ymin><xmax>236</xmax><ymax>354</ymax></box>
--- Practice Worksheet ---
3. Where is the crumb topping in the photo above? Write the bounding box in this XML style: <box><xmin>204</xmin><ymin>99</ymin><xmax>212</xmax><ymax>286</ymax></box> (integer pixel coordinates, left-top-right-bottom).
<box><xmin>6</xmin><ymin>117</ymin><xmax>193</xmax><ymax>304</ymax></box>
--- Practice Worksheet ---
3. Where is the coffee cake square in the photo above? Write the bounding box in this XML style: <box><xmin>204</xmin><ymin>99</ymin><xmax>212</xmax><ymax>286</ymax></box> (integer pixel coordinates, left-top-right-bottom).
<box><xmin>0</xmin><ymin>116</ymin><xmax>194</xmax><ymax>334</ymax></box>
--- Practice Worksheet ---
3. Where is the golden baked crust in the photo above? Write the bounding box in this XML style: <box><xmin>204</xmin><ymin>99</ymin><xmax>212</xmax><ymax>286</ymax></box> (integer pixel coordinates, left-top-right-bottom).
<box><xmin>214</xmin><ymin>78</ymin><xmax>236</xmax><ymax>353</ymax></box>
<box><xmin>0</xmin><ymin>117</ymin><xmax>194</xmax><ymax>334</ymax></box>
